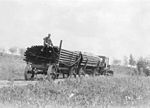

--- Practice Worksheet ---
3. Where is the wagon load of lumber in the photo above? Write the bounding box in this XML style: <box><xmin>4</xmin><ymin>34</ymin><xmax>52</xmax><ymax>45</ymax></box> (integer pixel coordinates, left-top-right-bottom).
<box><xmin>58</xmin><ymin>49</ymin><xmax>80</xmax><ymax>67</ymax></box>
<box><xmin>81</xmin><ymin>53</ymin><xmax>100</xmax><ymax>67</ymax></box>
<box><xmin>59</xmin><ymin>50</ymin><xmax>100</xmax><ymax>68</ymax></box>
<box><xmin>24</xmin><ymin>45</ymin><xmax>59</xmax><ymax>64</ymax></box>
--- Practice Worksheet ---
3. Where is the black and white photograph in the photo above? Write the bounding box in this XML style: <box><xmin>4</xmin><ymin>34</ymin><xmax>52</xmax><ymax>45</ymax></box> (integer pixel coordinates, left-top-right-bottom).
<box><xmin>0</xmin><ymin>0</ymin><xmax>150</xmax><ymax>108</ymax></box>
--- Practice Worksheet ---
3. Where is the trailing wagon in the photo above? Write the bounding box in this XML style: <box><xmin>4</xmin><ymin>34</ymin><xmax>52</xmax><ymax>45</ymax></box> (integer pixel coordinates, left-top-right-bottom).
<box><xmin>24</xmin><ymin>40</ymin><xmax>113</xmax><ymax>80</ymax></box>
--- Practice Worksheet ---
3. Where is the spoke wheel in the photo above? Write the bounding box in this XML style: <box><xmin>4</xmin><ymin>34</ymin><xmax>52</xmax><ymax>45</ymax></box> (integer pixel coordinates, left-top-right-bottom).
<box><xmin>47</xmin><ymin>65</ymin><xmax>58</xmax><ymax>80</ymax></box>
<box><xmin>24</xmin><ymin>64</ymin><xmax>34</xmax><ymax>80</ymax></box>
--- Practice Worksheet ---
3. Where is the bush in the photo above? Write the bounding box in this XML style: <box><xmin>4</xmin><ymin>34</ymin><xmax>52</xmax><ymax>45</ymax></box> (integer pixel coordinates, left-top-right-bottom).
<box><xmin>136</xmin><ymin>57</ymin><xmax>150</xmax><ymax>76</ymax></box>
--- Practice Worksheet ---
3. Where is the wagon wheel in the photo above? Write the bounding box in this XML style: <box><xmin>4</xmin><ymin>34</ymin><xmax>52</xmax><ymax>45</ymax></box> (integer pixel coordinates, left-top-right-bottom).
<box><xmin>24</xmin><ymin>64</ymin><xmax>34</xmax><ymax>80</ymax></box>
<box><xmin>47</xmin><ymin>65</ymin><xmax>58</xmax><ymax>80</ymax></box>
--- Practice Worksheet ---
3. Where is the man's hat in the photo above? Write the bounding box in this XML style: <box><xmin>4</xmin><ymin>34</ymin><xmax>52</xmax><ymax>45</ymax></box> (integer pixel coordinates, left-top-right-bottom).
<box><xmin>48</xmin><ymin>34</ymin><xmax>51</xmax><ymax>37</ymax></box>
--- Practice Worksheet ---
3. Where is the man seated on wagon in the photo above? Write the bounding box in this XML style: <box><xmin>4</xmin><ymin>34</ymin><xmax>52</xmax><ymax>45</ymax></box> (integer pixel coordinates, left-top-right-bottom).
<box><xmin>41</xmin><ymin>34</ymin><xmax>53</xmax><ymax>52</ymax></box>
<box><xmin>44</xmin><ymin>33</ymin><xmax>53</xmax><ymax>47</ymax></box>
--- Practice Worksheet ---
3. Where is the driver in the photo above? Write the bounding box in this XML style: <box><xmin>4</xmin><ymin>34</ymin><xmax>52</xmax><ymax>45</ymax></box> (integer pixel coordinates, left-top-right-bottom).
<box><xmin>41</xmin><ymin>34</ymin><xmax>53</xmax><ymax>52</ymax></box>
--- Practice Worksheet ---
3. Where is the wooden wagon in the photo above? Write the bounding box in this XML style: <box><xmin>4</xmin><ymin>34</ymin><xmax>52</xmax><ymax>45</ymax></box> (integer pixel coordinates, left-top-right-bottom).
<box><xmin>24</xmin><ymin>40</ymin><xmax>113</xmax><ymax>80</ymax></box>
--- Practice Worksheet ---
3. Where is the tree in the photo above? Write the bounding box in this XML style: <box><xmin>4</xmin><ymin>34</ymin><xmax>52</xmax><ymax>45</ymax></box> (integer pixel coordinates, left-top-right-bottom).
<box><xmin>129</xmin><ymin>54</ymin><xmax>136</xmax><ymax>66</ymax></box>
<box><xmin>136</xmin><ymin>57</ymin><xmax>147</xmax><ymax>75</ymax></box>
<box><xmin>9</xmin><ymin>47</ymin><xmax>17</xmax><ymax>54</ymax></box>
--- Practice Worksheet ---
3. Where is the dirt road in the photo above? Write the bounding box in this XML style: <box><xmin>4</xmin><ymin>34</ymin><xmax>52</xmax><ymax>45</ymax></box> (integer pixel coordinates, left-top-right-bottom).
<box><xmin>0</xmin><ymin>74</ymin><xmax>129</xmax><ymax>89</ymax></box>
<box><xmin>0</xmin><ymin>80</ymin><xmax>38</xmax><ymax>88</ymax></box>
<box><xmin>0</xmin><ymin>79</ymin><xmax>65</xmax><ymax>88</ymax></box>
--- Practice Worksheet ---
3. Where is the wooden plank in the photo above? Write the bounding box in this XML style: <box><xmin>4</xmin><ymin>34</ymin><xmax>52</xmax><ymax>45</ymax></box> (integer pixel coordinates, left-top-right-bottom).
<box><xmin>82</xmin><ymin>54</ymin><xmax>99</xmax><ymax>60</ymax></box>
<box><xmin>61</xmin><ymin>49</ymin><xmax>79</xmax><ymax>54</ymax></box>
<box><xmin>60</xmin><ymin>52</ymin><xmax>73</xmax><ymax>56</ymax></box>
<box><xmin>59</xmin><ymin>58</ymin><xmax>76</xmax><ymax>63</ymax></box>
<box><xmin>59</xmin><ymin>56</ymin><xmax>76</xmax><ymax>63</ymax></box>
<box><xmin>87</xmin><ymin>61</ymin><xmax>98</xmax><ymax>64</ymax></box>
<box><xmin>88</xmin><ymin>59</ymin><xmax>99</xmax><ymax>63</ymax></box>
<box><xmin>59</xmin><ymin>58</ymin><xmax>76</xmax><ymax>62</ymax></box>
<box><xmin>60</xmin><ymin>54</ymin><xmax>77</xmax><ymax>60</ymax></box>
<box><xmin>59</xmin><ymin>58</ymin><xmax>71</xmax><ymax>61</ymax></box>
<box><xmin>82</xmin><ymin>54</ymin><xmax>99</xmax><ymax>65</ymax></box>
<box><xmin>61</xmin><ymin>49</ymin><xmax>73</xmax><ymax>53</ymax></box>
<box><xmin>61</xmin><ymin>49</ymin><xmax>79</xmax><ymax>55</ymax></box>
<box><xmin>61</xmin><ymin>49</ymin><xmax>72</xmax><ymax>52</ymax></box>
<box><xmin>59</xmin><ymin>58</ymin><xmax>71</xmax><ymax>62</ymax></box>
<box><xmin>60</xmin><ymin>55</ymin><xmax>73</xmax><ymax>60</ymax></box>
<box><xmin>80</xmin><ymin>63</ymin><xmax>97</xmax><ymax>67</ymax></box>
<box><xmin>80</xmin><ymin>60</ymin><xmax>98</xmax><ymax>64</ymax></box>
<box><xmin>82</xmin><ymin>58</ymin><xmax>98</xmax><ymax>63</ymax></box>
<box><xmin>82</xmin><ymin>60</ymin><xmax>98</xmax><ymax>63</ymax></box>
<box><xmin>83</xmin><ymin>57</ymin><xmax>98</xmax><ymax>61</ymax></box>
<box><xmin>60</xmin><ymin>52</ymin><xmax>78</xmax><ymax>58</ymax></box>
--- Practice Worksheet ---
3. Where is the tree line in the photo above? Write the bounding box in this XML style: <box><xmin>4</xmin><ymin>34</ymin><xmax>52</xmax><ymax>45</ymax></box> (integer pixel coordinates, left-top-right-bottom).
<box><xmin>112</xmin><ymin>54</ymin><xmax>150</xmax><ymax>76</ymax></box>
<box><xmin>0</xmin><ymin>47</ymin><xmax>26</xmax><ymax>56</ymax></box>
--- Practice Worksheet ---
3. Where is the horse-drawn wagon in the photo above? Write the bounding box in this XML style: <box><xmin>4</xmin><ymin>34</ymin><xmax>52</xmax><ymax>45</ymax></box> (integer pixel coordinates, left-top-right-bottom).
<box><xmin>24</xmin><ymin>39</ymin><xmax>113</xmax><ymax>80</ymax></box>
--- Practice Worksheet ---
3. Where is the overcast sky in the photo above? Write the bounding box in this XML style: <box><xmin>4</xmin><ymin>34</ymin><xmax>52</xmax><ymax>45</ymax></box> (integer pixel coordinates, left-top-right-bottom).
<box><xmin>0</xmin><ymin>0</ymin><xmax>150</xmax><ymax>60</ymax></box>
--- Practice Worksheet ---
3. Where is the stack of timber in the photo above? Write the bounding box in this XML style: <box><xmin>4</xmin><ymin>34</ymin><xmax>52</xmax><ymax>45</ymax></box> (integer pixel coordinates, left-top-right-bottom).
<box><xmin>81</xmin><ymin>53</ymin><xmax>100</xmax><ymax>67</ymax></box>
<box><xmin>59</xmin><ymin>49</ymin><xmax>100</xmax><ymax>68</ymax></box>
<box><xmin>58</xmin><ymin>49</ymin><xmax>80</xmax><ymax>67</ymax></box>
<box><xmin>24</xmin><ymin>45</ymin><xmax>101</xmax><ymax>68</ymax></box>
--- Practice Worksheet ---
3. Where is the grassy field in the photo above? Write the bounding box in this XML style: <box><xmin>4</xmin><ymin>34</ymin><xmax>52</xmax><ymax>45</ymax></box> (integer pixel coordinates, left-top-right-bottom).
<box><xmin>0</xmin><ymin>54</ymin><xmax>150</xmax><ymax>108</ymax></box>
<box><xmin>0</xmin><ymin>77</ymin><xmax>150</xmax><ymax>108</ymax></box>
<box><xmin>0</xmin><ymin>54</ymin><xmax>26</xmax><ymax>80</ymax></box>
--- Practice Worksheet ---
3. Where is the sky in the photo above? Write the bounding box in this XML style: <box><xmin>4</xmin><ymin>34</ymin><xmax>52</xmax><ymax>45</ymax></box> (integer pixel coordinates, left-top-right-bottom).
<box><xmin>0</xmin><ymin>0</ymin><xmax>150</xmax><ymax>60</ymax></box>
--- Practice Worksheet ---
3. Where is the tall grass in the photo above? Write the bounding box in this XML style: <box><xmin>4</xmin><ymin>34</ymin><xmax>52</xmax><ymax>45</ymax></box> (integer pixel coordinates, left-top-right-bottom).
<box><xmin>0</xmin><ymin>54</ymin><xmax>26</xmax><ymax>80</ymax></box>
<box><xmin>0</xmin><ymin>76</ymin><xmax>150</xmax><ymax>108</ymax></box>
